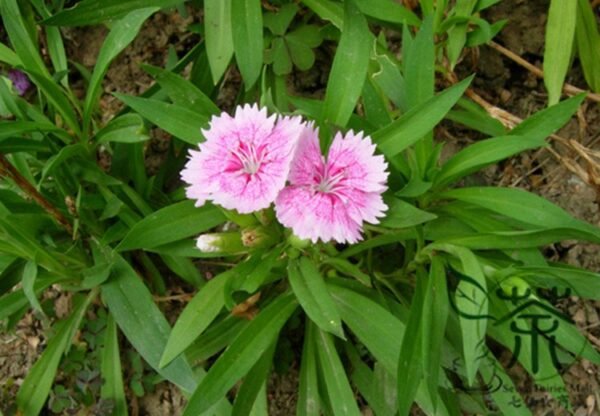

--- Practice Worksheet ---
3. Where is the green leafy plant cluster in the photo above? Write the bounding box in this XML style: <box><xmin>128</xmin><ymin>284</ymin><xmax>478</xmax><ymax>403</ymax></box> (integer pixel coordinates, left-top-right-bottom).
<box><xmin>0</xmin><ymin>0</ymin><xmax>599</xmax><ymax>415</ymax></box>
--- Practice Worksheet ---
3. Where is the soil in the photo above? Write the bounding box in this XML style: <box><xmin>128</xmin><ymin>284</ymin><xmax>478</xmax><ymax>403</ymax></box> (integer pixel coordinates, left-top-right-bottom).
<box><xmin>2</xmin><ymin>0</ymin><xmax>600</xmax><ymax>415</ymax></box>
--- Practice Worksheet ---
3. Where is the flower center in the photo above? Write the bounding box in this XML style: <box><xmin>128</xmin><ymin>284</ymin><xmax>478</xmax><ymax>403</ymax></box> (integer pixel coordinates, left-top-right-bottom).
<box><xmin>232</xmin><ymin>142</ymin><xmax>265</xmax><ymax>175</ymax></box>
<box><xmin>316</xmin><ymin>168</ymin><xmax>346</xmax><ymax>193</ymax></box>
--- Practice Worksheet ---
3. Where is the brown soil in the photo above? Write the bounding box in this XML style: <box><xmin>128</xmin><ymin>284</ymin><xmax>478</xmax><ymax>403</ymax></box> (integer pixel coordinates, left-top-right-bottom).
<box><xmin>2</xmin><ymin>0</ymin><xmax>600</xmax><ymax>415</ymax></box>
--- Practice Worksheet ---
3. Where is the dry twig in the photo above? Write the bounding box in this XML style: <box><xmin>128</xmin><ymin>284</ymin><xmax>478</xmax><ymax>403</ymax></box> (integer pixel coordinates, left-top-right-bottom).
<box><xmin>488</xmin><ymin>41</ymin><xmax>600</xmax><ymax>104</ymax></box>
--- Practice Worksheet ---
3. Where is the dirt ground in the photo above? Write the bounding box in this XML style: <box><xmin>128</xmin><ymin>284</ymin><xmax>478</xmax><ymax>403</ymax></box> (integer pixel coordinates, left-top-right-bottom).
<box><xmin>1</xmin><ymin>0</ymin><xmax>600</xmax><ymax>414</ymax></box>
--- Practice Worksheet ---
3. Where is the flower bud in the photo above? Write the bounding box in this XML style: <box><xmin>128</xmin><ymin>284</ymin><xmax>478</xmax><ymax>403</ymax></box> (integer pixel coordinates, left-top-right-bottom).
<box><xmin>241</xmin><ymin>225</ymin><xmax>278</xmax><ymax>249</ymax></box>
<box><xmin>196</xmin><ymin>232</ymin><xmax>246</xmax><ymax>254</ymax></box>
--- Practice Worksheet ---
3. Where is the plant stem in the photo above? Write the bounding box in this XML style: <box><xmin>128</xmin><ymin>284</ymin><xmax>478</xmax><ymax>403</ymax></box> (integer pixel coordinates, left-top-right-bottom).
<box><xmin>0</xmin><ymin>153</ymin><xmax>73</xmax><ymax>235</ymax></box>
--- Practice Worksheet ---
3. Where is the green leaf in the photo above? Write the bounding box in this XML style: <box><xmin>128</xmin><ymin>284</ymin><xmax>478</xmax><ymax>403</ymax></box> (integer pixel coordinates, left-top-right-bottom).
<box><xmin>297</xmin><ymin>321</ymin><xmax>320</xmax><ymax>416</ymax></box>
<box><xmin>315</xmin><ymin>325</ymin><xmax>362</xmax><ymax>416</ymax></box>
<box><xmin>142</xmin><ymin>65</ymin><xmax>219</xmax><ymax>114</ymax></box>
<box><xmin>22</xmin><ymin>260</ymin><xmax>42</xmax><ymax>313</ymax></box>
<box><xmin>510</xmin><ymin>94</ymin><xmax>585</xmax><ymax>140</ymax></box>
<box><xmin>183</xmin><ymin>293</ymin><xmax>298</xmax><ymax>415</ymax></box>
<box><xmin>543</xmin><ymin>0</ymin><xmax>577</xmax><ymax>105</ymax></box>
<box><xmin>117</xmin><ymin>201</ymin><xmax>226</xmax><ymax>251</ymax></box>
<box><xmin>100</xmin><ymin>315</ymin><xmax>128</xmax><ymax>416</ymax></box>
<box><xmin>436</xmin><ymin>228</ymin><xmax>600</xmax><ymax>249</ymax></box>
<box><xmin>160</xmin><ymin>269</ymin><xmax>232</xmax><ymax>368</ymax></box>
<box><xmin>95</xmin><ymin>114</ymin><xmax>149</xmax><ymax>144</ymax></box>
<box><xmin>288</xmin><ymin>258</ymin><xmax>344</xmax><ymax>338</ymax></box>
<box><xmin>518</xmin><ymin>265</ymin><xmax>600</xmax><ymax>301</ymax></box>
<box><xmin>300</xmin><ymin>0</ymin><xmax>343</xmax><ymax>28</ymax></box>
<box><xmin>446</xmin><ymin>0</ymin><xmax>478</xmax><ymax>69</ymax></box>
<box><xmin>0</xmin><ymin>0</ymin><xmax>48</xmax><ymax>77</ymax></box>
<box><xmin>41</xmin><ymin>143</ymin><xmax>87</xmax><ymax>183</ymax></box>
<box><xmin>440</xmin><ymin>187</ymin><xmax>600</xmax><ymax>242</ymax></box>
<box><xmin>430</xmin><ymin>244</ymin><xmax>487</xmax><ymax>385</ymax></box>
<box><xmin>232</xmin><ymin>341</ymin><xmax>276</xmax><ymax>415</ymax></box>
<box><xmin>575</xmin><ymin>0</ymin><xmax>600</xmax><ymax>92</ymax></box>
<box><xmin>186</xmin><ymin>316</ymin><xmax>249</xmax><ymax>363</ymax></box>
<box><xmin>17</xmin><ymin>292</ymin><xmax>93</xmax><ymax>416</ymax></box>
<box><xmin>263</xmin><ymin>4</ymin><xmax>298</xmax><ymax>36</ymax></box>
<box><xmin>403</xmin><ymin>17</ymin><xmax>434</xmax><ymax>110</ymax></box>
<box><xmin>372</xmin><ymin>76</ymin><xmax>472</xmax><ymax>158</ymax></box>
<box><xmin>0</xmin><ymin>42</ymin><xmax>21</xmax><ymax>67</ymax></box>
<box><xmin>43</xmin><ymin>0</ymin><xmax>184</xmax><ymax>26</ymax></box>
<box><xmin>102</xmin><ymin>255</ymin><xmax>198</xmax><ymax>393</ymax></box>
<box><xmin>84</xmin><ymin>8</ymin><xmax>157</xmax><ymax>134</ymax></box>
<box><xmin>24</xmin><ymin>70</ymin><xmax>81</xmax><ymax>136</ymax></box>
<box><xmin>354</xmin><ymin>0</ymin><xmax>420</xmax><ymax>26</ymax></box>
<box><xmin>328</xmin><ymin>284</ymin><xmax>404</xmax><ymax>374</ymax></box>
<box><xmin>322</xmin><ymin>257</ymin><xmax>371</xmax><ymax>287</ymax></box>
<box><xmin>421</xmin><ymin>257</ymin><xmax>448</xmax><ymax>410</ymax></box>
<box><xmin>205</xmin><ymin>0</ymin><xmax>234</xmax><ymax>83</ymax></box>
<box><xmin>114</xmin><ymin>93</ymin><xmax>208</xmax><ymax>145</ymax></box>
<box><xmin>396</xmin><ymin>274</ymin><xmax>425</xmax><ymax>416</ymax></box>
<box><xmin>232</xmin><ymin>0</ymin><xmax>263</xmax><ymax>89</ymax></box>
<box><xmin>380</xmin><ymin>198</ymin><xmax>437</xmax><ymax>228</ymax></box>
<box><xmin>323</xmin><ymin>0</ymin><xmax>371</xmax><ymax>129</ymax></box>
<box><xmin>435</xmin><ymin>135</ymin><xmax>545</xmax><ymax>188</ymax></box>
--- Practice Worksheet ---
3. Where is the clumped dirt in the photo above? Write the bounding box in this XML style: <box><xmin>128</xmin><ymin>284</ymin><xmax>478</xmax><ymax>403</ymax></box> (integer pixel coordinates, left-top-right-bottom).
<box><xmin>2</xmin><ymin>0</ymin><xmax>600</xmax><ymax>414</ymax></box>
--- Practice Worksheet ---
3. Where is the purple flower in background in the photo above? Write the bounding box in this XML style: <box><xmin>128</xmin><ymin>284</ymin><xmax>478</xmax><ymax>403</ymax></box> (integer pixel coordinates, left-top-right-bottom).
<box><xmin>8</xmin><ymin>70</ymin><xmax>32</xmax><ymax>96</ymax></box>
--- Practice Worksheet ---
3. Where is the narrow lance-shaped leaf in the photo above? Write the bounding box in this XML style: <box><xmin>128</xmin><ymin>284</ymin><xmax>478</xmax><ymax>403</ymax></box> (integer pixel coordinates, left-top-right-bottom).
<box><xmin>372</xmin><ymin>76</ymin><xmax>472</xmax><ymax>158</ymax></box>
<box><xmin>117</xmin><ymin>201</ymin><xmax>226</xmax><ymax>252</ymax></box>
<box><xmin>114</xmin><ymin>93</ymin><xmax>208</xmax><ymax>145</ymax></box>
<box><xmin>543</xmin><ymin>0</ymin><xmax>577</xmax><ymax>105</ymax></box>
<box><xmin>0</xmin><ymin>0</ymin><xmax>49</xmax><ymax>77</ymax></box>
<box><xmin>43</xmin><ymin>0</ymin><xmax>185</xmax><ymax>26</ymax></box>
<box><xmin>205</xmin><ymin>0</ymin><xmax>234</xmax><ymax>84</ymax></box>
<box><xmin>575</xmin><ymin>0</ymin><xmax>600</xmax><ymax>92</ymax></box>
<box><xmin>288</xmin><ymin>257</ymin><xmax>345</xmax><ymax>338</ymax></box>
<box><xmin>397</xmin><ymin>269</ymin><xmax>425</xmax><ymax>416</ymax></box>
<box><xmin>297</xmin><ymin>320</ymin><xmax>320</xmax><ymax>416</ymax></box>
<box><xmin>440</xmin><ymin>186</ymin><xmax>600</xmax><ymax>243</ymax></box>
<box><xmin>183</xmin><ymin>293</ymin><xmax>298</xmax><ymax>416</ymax></box>
<box><xmin>322</xmin><ymin>0</ymin><xmax>371</xmax><ymax>132</ymax></box>
<box><xmin>100</xmin><ymin>315</ymin><xmax>128</xmax><ymax>416</ymax></box>
<box><xmin>16</xmin><ymin>292</ymin><xmax>95</xmax><ymax>416</ymax></box>
<box><xmin>102</xmin><ymin>255</ymin><xmax>199</xmax><ymax>393</ymax></box>
<box><xmin>141</xmin><ymin>64</ymin><xmax>220</xmax><ymax>114</ymax></box>
<box><xmin>232</xmin><ymin>0</ymin><xmax>263</xmax><ymax>89</ymax></box>
<box><xmin>315</xmin><ymin>325</ymin><xmax>362</xmax><ymax>416</ymax></box>
<box><xmin>160</xmin><ymin>268</ymin><xmax>234</xmax><ymax>368</ymax></box>
<box><xmin>84</xmin><ymin>8</ymin><xmax>158</xmax><ymax>135</ymax></box>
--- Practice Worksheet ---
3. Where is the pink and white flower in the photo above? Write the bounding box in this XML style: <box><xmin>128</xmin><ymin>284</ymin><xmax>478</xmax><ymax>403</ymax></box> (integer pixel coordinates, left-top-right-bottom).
<box><xmin>275</xmin><ymin>125</ymin><xmax>388</xmax><ymax>244</ymax></box>
<box><xmin>181</xmin><ymin>104</ymin><xmax>304</xmax><ymax>214</ymax></box>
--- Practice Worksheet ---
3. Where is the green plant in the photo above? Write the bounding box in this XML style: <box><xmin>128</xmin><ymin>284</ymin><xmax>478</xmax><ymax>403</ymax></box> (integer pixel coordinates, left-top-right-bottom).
<box><xmin>0</xmin><ymin>1</ymin><xmax>599</xmax><ymax>415</ymax></box>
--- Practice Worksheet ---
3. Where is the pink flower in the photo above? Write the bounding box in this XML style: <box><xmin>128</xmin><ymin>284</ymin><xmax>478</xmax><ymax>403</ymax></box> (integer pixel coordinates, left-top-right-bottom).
<box><xmin>181</xmin><ymin>104</ymin><xmax>304</xmax><ymax>214</ymax></box>
<box><xmin>275</xmin><ymin>125</ymin><xmax>388</xmax><ymax>244</ymax></box>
